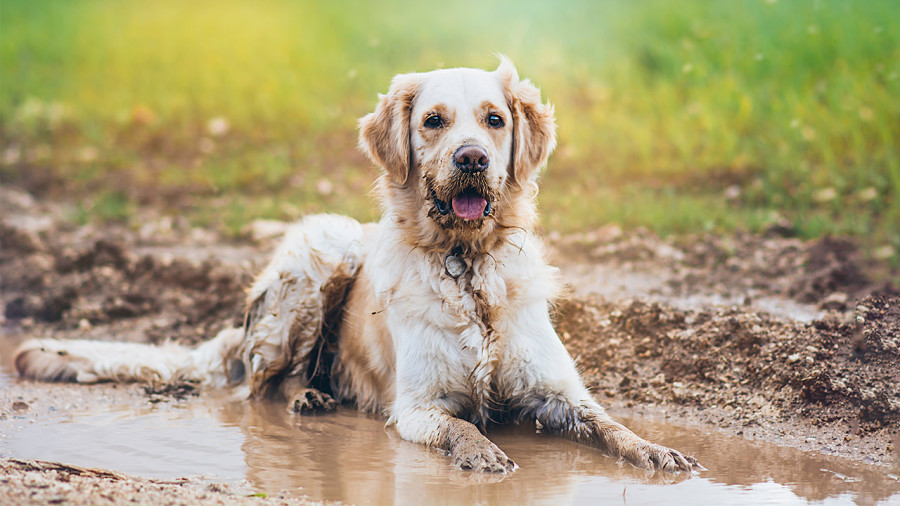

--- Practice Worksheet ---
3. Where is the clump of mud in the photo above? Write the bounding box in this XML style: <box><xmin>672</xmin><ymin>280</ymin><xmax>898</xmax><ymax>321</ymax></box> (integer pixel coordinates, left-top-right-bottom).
<box><xmin>553</xmin><ymin>226</ymin><xmax>884</xmax><ymax>311</ymax></box>
<box><xmin>0</xmin><ymin>459</ymin><xmax>317</xmax><ymax>505</ymax></box>
<box><xmin>557</xmin><ymin>295</ymin><xmax>899</xmax><ymax>429</ymax></box>
<box><xmin>555</xmin><ymin>293</ymin><xmax>900</xmax><ymax>465</ymax></box>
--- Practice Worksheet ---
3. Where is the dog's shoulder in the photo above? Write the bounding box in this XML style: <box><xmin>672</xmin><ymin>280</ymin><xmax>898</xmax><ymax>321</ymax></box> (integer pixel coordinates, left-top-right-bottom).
<box><xmin>483</xmin><ymin>228</ymin><xmax>562</xmax><ymax>305</ymax></box>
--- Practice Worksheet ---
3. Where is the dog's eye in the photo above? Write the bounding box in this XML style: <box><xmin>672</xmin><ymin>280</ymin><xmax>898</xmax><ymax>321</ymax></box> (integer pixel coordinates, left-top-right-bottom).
<box><xmin>424</xmin><ymin>114</ymin><xmax>443</xmax><ymax>129</ymax></box>
<box><xmin>487</xmin><ymin>113</ymin><xmax>504</xmax><ymax>128</ymax></box>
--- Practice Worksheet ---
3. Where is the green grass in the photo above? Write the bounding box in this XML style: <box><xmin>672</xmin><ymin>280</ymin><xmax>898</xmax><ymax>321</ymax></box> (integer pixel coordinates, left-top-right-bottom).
<box><xmin>1</xmin><ymin>0</ymin><xmax>897</xmax><ymax>261</ymax></box>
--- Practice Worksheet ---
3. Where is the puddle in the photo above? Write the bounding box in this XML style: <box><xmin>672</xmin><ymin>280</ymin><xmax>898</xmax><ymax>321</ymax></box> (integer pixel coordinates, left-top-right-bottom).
<box><xmin>2</xmin><ymin>388</ymin><xmax>898</xmax><ymax>506</ymax></box>
<box><xmin>2</xmin><ymin>330</ymin><xmax>898</xmax><ymax>505</ymax></box>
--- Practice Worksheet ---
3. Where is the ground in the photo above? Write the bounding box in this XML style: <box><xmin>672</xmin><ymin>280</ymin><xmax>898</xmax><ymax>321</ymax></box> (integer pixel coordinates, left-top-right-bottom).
<box><xmin>1</xmin><ymin>185</ymin><xmax>898</xmax><ymax>503</ymax></box>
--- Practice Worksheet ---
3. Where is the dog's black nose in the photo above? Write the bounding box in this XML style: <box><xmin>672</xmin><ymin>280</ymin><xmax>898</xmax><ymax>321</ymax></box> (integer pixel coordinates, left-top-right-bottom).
<box><xmin>453</xmin><ymin>145</ymin><xmax>489</xmax><ymax>173</ymax></box>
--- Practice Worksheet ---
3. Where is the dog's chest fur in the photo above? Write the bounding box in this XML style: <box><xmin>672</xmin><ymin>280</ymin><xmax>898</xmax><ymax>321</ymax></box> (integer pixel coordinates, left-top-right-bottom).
<box><xmin>439</xmin><ymin>253</ymin><xmax>506</xmax><ymax>424</ymax></box>
<box><xmin>370</xmin><ymin>230</ymin><xmax>527</xmax><ymax>426</ymax></box>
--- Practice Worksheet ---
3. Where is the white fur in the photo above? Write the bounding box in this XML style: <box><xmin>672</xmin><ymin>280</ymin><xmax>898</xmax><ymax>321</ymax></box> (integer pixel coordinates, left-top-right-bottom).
<box><xmin>14</xmin><ymin>328</ymin><xmax>243</xmax><ymax>386</ymax></box>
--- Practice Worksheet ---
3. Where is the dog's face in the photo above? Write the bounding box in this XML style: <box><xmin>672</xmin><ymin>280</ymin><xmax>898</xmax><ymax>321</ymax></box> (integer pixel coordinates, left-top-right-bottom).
<box><xmin>359</xmin><ymin>58</ymin><xmax>556</xmax><ymax>249</ymax></box>
<box><xmin>409</xmin><ymin>69</ymin><xmax>512</xmax><ymax>227</ymax></box>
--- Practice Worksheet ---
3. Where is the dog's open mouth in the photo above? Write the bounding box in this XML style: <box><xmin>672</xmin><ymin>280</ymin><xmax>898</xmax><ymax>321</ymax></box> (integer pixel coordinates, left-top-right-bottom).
<box><xmin>433</xmin><ymin>189</ymin><xmax>491</xmax><ymax>221</ymax></box>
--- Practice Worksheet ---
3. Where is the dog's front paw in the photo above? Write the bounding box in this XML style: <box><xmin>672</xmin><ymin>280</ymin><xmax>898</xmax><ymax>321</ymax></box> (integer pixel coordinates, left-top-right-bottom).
<box><xmin>287</xmin><ymin>388</ymin><xmax>337</xmax><ymax>413</ymax></box>
<box><xmin>450</xmin><ymin>435</ymin><xmax>517</xmax><ymax>473</ymax></box>
<box><xmin>623</xmin><ymin>441</ymin><xmax>702</xmax><ymax>473</ymax></box>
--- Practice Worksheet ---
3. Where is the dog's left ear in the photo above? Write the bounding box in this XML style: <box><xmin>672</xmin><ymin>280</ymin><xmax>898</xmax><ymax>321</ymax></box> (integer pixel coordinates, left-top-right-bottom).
<box><xmin>496</xmin><ymin>57</ymin><xmax>557</xmax><ymax>187</ymax></box>
<box><xmin>359</xmin><ymin>73</ymin><xmax>422</xmax><ymax>186</ymax></box>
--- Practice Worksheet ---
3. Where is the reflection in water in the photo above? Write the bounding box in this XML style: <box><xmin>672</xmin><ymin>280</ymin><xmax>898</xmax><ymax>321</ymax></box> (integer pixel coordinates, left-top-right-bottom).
<box><xmin>219</xmin><ymin>401</ymin><xmax>702</xmax><ymax>505</ymax></box>
<box><xmin>3</xmin><ymin>391</ymin><xmax>900</xmax><ymax>505</ymax></box>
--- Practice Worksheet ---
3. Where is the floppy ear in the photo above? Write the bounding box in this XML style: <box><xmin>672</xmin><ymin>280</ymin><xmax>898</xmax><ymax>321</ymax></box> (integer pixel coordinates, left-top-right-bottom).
<box><xmin>358</xmin><ymin>73</ymin><xmax>422</xmax><ymax>186</ymax></box>
<box><xmin>496</xmin><ymin>57</ymin><xmax>557</xmax><ymax>186</ymax></box>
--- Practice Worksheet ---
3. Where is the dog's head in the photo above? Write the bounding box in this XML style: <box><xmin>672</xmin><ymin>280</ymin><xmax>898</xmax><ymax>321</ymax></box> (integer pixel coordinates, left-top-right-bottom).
<box><xmin>359</xmin><ymin>57</ymin><xmax>556</xmax><ymax>251</ymax></box>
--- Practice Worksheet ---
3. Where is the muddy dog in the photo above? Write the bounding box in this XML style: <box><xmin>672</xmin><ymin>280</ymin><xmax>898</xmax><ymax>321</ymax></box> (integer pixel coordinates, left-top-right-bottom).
<box><xmin>16</xmin><ymin>58</ymin><xmax>701</xmax><ymax>474</ymax></box>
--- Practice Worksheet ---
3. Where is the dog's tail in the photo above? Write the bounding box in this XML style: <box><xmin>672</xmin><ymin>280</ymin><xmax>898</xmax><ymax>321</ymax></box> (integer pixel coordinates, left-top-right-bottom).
<box><xmin>13</xmin><ymin>327</ymin><xmax>246</xmax><ymax>387</ymax></box>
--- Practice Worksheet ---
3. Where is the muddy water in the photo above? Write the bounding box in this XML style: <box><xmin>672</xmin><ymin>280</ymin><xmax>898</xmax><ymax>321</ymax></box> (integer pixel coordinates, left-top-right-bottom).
<box><xmin>3</xmin><ymin>380</ymin><xmax>899</xmax><ymax>506</ymax></box>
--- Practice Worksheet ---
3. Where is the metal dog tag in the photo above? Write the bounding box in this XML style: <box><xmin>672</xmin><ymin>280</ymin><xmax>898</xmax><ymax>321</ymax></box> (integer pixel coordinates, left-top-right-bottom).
<box><xmin>444</xmin><ymin>254</ymin><xmax>466</xmax><ymax>278</ymax></box>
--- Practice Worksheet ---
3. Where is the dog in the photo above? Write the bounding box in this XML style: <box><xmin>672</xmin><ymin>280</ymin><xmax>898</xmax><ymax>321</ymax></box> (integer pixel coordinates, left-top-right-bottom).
<box><xmin>15</xmin><ymin>57</ymin><xmax>700</xmax><ymax>474</ymax></box>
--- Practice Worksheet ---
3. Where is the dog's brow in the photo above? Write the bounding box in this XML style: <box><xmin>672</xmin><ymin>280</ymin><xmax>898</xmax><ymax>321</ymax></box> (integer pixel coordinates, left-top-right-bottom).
<box><xmin>477</xmin><ymin>100</ymin><xmax>503</xmax><ymax>116</ymax></box>
<box><xmin>423</xmin><ymin>103</ymin><xmax>451</xmax><ymax>121</ymax></box>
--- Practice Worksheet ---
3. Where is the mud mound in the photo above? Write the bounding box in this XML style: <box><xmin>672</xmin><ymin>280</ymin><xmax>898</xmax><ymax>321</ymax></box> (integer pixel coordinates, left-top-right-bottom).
<box><xmin>0</xmin><ymin>190</ymin><xmax>253</xmax><ymax>345</ymax></box>
<box><xmin>554</xmin><ymin>229</ymin><xmax>878</xmax><ymax>310</ymax></box>
<box><xmin>556</xmin><ymin>293</ymin><xmax>900</xmax><ymax>463</ymax></box>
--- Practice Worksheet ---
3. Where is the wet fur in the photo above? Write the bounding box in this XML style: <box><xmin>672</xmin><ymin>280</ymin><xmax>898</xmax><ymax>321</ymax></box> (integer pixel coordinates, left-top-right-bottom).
<box><xmin>14</xmin><ymin>58</ymin><xmax>700</xmax><ymax>475</ymax></box>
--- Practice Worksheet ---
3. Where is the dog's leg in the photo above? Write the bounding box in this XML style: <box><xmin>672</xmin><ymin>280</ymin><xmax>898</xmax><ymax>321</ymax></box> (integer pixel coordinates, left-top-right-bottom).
<box><xmin>529</xmin><ymin>395</ymin><xmax>700</xmax><ymax>472</ymax></box>
<box><xmin>14</xmin><ymin>327</ymin><xmax>245</xmax><ymax>387</ymax></box>
<box><xmin>508</xmin><ymin>302</ymin><xmax>702</xmax><ymax>472</ymax></box>
<box><xmin>392</xmin><ymin>407</ymin><xmax>516</xmax><ymax>473</ymax></box>
<box><xmin>279</xmin><ymin>375</ymin><xmax>336</xmax><ymax>413</ymax></box>
<box><xmin>241</xmin><ymin>215</ymin><xmax>363</xmax><ymax>401</ymax></box>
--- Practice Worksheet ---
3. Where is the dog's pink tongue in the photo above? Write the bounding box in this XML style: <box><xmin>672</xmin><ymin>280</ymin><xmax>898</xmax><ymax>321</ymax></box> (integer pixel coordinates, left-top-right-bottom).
<box><xmin>451</xmin><ymin>193</ymin><xmax>487</xmax><ymax>221</ymax></box>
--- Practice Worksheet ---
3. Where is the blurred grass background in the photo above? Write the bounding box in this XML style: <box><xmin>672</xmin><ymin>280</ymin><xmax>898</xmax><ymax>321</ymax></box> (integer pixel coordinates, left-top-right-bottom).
<box><xmin>1</xmin><ymin>0</ymin><xmax>897</xmax><ymax>261</ymax></box>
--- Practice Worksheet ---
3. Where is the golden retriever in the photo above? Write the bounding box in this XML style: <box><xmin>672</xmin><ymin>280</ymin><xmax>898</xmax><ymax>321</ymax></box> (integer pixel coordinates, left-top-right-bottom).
<box><xmin>16</xmin><ymin>57</ymin><xmax>700</xmax><ymax>474</ymax></box>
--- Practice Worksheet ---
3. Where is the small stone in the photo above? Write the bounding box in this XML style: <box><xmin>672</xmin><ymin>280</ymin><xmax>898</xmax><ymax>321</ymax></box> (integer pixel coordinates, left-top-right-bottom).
<box><xmin>315</xmin><ymin>178</ymin><xmax>334</xmax><ymax>196</ymax></box>
<box><xmin>874</xmin><ymin>245</ymin><xmax>895</xmax><ymax>261</ymax></box>
<box><xmin>650</xmin><ymin>373</ymin><xmax>666</xmax><ymax>387</ymax></box>
<box><xmin>819</xmin><ymin>292</ymin><xmax>848</xmax><ymax>310</ymax></box>
<box><xmin>78</xmin><ymin>318</ymin><xmax>92</xmax><ymax>331</ymax></box>
<box><xmin>207</xmin><ymin>116</ymin><xmax>230</xmax><ymax>137</ymax></box>
<box><xmin>787</xmin><ymin>353</ymin><xmax>801</xmax><ymax>364</ymax></box>
<box><xmin>813</xmin><ymin>187</ymin><xmax>837</xmax><ymax>203</ymax></box>
<box><xmin>12</xmin><ymin>401</ymin><xmax>29</xmax><ymax>411</ymax></box>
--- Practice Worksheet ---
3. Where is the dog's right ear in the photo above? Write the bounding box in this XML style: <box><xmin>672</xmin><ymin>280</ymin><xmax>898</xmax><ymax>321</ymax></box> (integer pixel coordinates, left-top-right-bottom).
<box><xmin>359</xmin><ymin>73</ymin><xmax>422</xmax><ymax>186</ymax></box>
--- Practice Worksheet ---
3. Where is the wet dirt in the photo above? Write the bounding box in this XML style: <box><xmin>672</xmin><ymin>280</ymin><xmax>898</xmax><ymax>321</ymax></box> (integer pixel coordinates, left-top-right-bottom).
<box><xmin>1</xmin><ymin>185</ymin><xmax>900</xmax><ymax>504</ymax></box>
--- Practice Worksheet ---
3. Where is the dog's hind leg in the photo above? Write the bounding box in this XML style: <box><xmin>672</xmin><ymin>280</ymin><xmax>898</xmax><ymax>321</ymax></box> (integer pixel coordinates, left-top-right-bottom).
<box><xmin>14</xmin><ymin>327</ymin><xmax>245</xmax><ymax>387</ymax></box>
<box><xmin>279</xmin><ymin>375</ymin><xmax>337</xmax><ymax>413</ymax></box>
<box><xmin>241</xmin><ymin>214</ymin><xmax>364</xmax><ymax>410</ymax></box>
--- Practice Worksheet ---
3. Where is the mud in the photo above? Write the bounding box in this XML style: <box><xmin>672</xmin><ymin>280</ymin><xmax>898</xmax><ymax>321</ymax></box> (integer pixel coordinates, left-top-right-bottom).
<box><xmin>0</xmin><ymin>458</ymin><xmax>324</xmax><ymax>506</ymax></box>
<box><xmin>1</xmin><ymin>185</ymin><xmax>899</xmax><ymax>503</ymax></box>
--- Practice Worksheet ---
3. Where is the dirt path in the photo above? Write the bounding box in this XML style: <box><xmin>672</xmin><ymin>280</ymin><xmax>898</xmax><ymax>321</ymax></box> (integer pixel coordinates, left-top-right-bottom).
<box><xmin>1</xmin><ymin>186</ymin><xmax>898</xmax><ymax>502</ymax></box>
